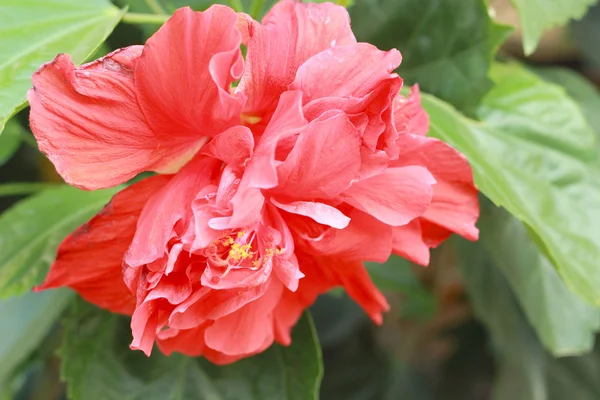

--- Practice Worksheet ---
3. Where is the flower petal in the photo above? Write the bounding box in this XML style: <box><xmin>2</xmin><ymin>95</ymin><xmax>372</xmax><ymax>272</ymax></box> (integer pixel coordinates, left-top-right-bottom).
<box><xmin>204</xmin><ymin>279</ymin><xmax>283</xmax><ymax>356</ymax></box>
<box><xmin>275</xmin><ymin>112</ymin><xmax>361</xmax><ymax>199</ymax></box>
<box><xmin>238</xmin><ymin>0</ymin><xmax>356</xmax><ymax>115</ymax></box>
<box><xmin>290</xmin><ymin>43</ymin><xmax>401</xmax><ymax>102</ymax></box>
<box><xmin>35</xmin><ymin>175</ymin><xmax>171</xmax><ymax>314</ymax></box>
<box><xmin>392</xmin><ymin>134</ymin><xmax>479</xmax><ymax>243</ymax></box>
<box><xmin>343</xmin><ymin>166</ymin><xmax>436</xmax><ymax>227</ymax></box>
<box><xmin>201</xmin><ymin>125</ymin><xmax>254</xmax><ymax>168</ymax></box>
<box><xmin>271</xmin><ymin>198</ymin><xmax>350</xmax><ymax>229</ymax></box>
<box><xmin>135</xmin><ymin>6</ymin><xmax>245</xmax><ymax>140</ymax></box>
<box><xmin>393</xmin><ymin>85</ymin><xmax>429</xmax><ymax>136</ymax></box>
<box><xmin>28</xmin><ymin>49</ymin><xmax>188</xmax><ymax>190</ymax></box>
<box><xmin>391</xmin><ymin>220</ymin><xmax>430</xmax><ymax>266</ymax></box>
<box><xmin>125</xmin><ymin>156</ymin><xmax>221</xmax><ymax>267</ymax></box>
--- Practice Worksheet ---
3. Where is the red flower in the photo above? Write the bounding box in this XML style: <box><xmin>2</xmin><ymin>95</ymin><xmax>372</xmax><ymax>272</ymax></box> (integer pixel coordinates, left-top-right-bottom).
<box><xmin>31</xmin><ymin>1</ymin><xmax>478</xmax><ymax>364</ymax></box>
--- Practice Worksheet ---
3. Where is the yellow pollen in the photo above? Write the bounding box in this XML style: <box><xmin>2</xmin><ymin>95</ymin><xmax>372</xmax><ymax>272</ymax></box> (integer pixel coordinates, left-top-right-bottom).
<box><xmin>237</xmin><ymin>231</ymin><xmax>247</xmax><ymax>238</ymax></box>
<box><xmin>228</xmin><ymin>243</ymin><xmax>253</xmax><ymax>261</ymax></box>
<box><xmin>241</xmin><ymin>114</ymin><xmax>262</xmax><ymax>125</ymax></box>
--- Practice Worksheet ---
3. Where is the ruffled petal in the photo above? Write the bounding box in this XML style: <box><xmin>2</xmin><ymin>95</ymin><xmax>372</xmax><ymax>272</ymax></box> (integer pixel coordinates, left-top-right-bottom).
<box><xmin>135</xmin><ymin>6</ymin><xmax>245</xmax><ymax>141</ymax></box>
<box><xmin>393</xmin><ymin>85</ymin><xmax>429</xmax><ymax>136</ymax></box>
<box><xmin>290</xmin><ymin>43</ymin><xmax>401</xmax><ymax>102</ymax></box>
<box><xmin>125</xmin><ymin>156</ymin><xmax>221</xmax><ymax>267</ymax></box>
<box><xmin>393</xmin><ymin>134</ymin><xmax>479</xmax><ymax>243</ymax></box>
<box><xmin>28</xmin><ymin>49</ymin><xmax>184</xmax><ymax>190</ymax></box>
<box><xmin>34</xmin><ymin>175</ymin><xmax>171</xmax><ymax>314</ymax></box>
<box><xmin>238</xmin><ymin>0</ymin><xmax>356</xmax><ymax>115</ymax></box>
<box><xmin>204</xmin><ymin>279</ymin><xmax>283</xmax><ymax>355</ymax></box>
<box><xmin>275</xmin><ymin>112</ymin><xmax>361</xmax><ymax>199</ymax></box>
<box><xmin>344</xmin><ymin>166</ymin><xmax>436</xmax><ymax>227</ymax></box>
<box><xmin>201</xmin><ymin>125</ymin><xmax>254</xmax><ymax>168</ymax></box>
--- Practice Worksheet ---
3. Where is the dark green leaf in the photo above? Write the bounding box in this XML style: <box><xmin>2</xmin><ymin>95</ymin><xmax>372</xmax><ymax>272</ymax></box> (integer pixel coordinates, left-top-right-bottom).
<box><xmin>0</xmin><ymin>119</ymin><xmax>22</xmax><ymax>167</ymax></box>
<box><xmin>0</xmin><ymin>289</ymin><xmax>73</xmax><ymax>387</ymax></box>
<box><xmin>0</xmin><ymin>185</ymin><xmax>119</xmax><ymax>297</ymax></box>
<box><xmin>509</xmin><ymin>0</ymin><xmax>596</xmax><ymax>55</ymax></box>
<box><xmin>0</xmin><ymin>0</ymin><xmax>124</xmax><ymax>133</ymax></box>
<box><xmin>478</xmin><ymin>203</ymin><xmax>600</xmax><ymax>356</ymax></box>
<box><xmin>366</xmin><ymin>257</ymin><xmax>436</xmax><ymax>319</ymax></box>
<box><xmin>61</xmin><ymin>303</ymin><xmax>322</xmax><ymax>400</ymax></box>
<box><xmin>423</xmin><ymin>62</ymin><xmax>600</xmax><ymax>304</ymax></box>
<box><xmin>458</xmin><ymin>236</ymin><xmax>600</xmax><ymax>399</ymax></box>
<box><xmin>350</xmin><ymin>0</ymin><xmax>511</xmax><ymax>111</ymax></box>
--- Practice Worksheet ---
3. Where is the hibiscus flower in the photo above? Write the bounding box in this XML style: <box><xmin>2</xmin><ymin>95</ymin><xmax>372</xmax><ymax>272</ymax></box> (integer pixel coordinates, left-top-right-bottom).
<box><xmin>30</xmin><ymin>0</ymin><xmax>478</xmax><ymax>364</ymax></box>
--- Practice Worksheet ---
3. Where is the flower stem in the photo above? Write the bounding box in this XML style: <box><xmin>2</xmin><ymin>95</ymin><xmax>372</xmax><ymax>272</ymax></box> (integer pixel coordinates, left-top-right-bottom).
<box><xmin>121</xmin><ymin>12</ymin><xmax>169</xmax><ymax>25</ymax></box>
<box><xmin>20</xmin><ymin>132</ymin><xmax>38</xmax><ymax>148</ymax></box>
<box><xmin>0</xmin><ymin>183</ymin><xmax>63</xmax><ymax>197</ymax></box>
<box><xmin>227</xmin><ymin>0</ymin><xmax>245</xmax><ymax>13</ymax></box>
<box><xmin>143</xmin><ymin>0</ymin><xmax>167</xmax><ymax>15</ymax></box>
<box><xmin>250</xmin><ymin>0</ymin><xmax>265</xmax><ymax>19</ymax></box>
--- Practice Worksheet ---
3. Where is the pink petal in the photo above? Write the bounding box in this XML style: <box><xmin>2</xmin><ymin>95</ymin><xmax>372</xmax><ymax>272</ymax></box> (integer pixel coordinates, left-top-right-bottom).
<box><xmin>130</xmin><ymin>300</ymin><xmax>161</xmax><ymax>356</ymax></box>
<box><xmin>201</xmin><ymin>125</ymin><xmax>254</xmax><ymax>168</ymax></box>
<box><xmin>344</xmin><ymin>166</ymin><xmax>436</xmax><ymax>227</ymax></box>
<box><xmin>393</xmin><ymin>85</ymin><xmax>429</xmax><ymax>136</ymax></box>
<box><xmin>238</xmin><ymin>0</ymin><xmax>356</xmax><ymax>115</ymax></box>
<box><xmin>35</xmin><ymin>175</ymin><xmax>171</xmax><ymax>314</ymax></box>
<box><xmin>204</xmin><ymin>280</ymin><xmax>283</xmax><ymax>355</ymax></box>
<box><xmin>125</xmin><ymin>156</ymin><xmax>221</xmax><ymax>267</ymax></box>
<box><xmin>271</xmin><ymin>198</ymin><xmax>350</xmax><ymax>229</ymax></box>
<box><xmin>293</xmin><ymin>208</ymin><xmax>392</xmax><ymax>263</ymax></box>
<box><xmin>246</xmin><ymin>91</ymin><xmax>307</xmax><ymax>190</ymax></box>
<box><xmin>156</xmin><ymin>324</ymin><xmax>209</xmax><ymax>357</ymax></box>
<box><xmin>290</xmin><ymin>43</ymin><xmax>401</xmax><ymax>102</ymax></box>
<box><xmin>391</xmin><ymin>220</ymin><xmax>430</xmax><ymax>266</ymax></box>
<box><xmin>275</xmin><ymin>112</ymin><xmax>361</xmax><ymax>199</ymax></box>
<box><xmin>28</xmin><ymin>49</ymin><xmax>190</xmax><ymax>190</ymax></box>
<box><xmin>135</xmin><ymin>6</ymin><xmax>245</xmax><ymax>141</ymax></box>
<box><xmin>392</xmin><ymin>134</ymin><xmax>479</xmax><ymax>242</ymax></box>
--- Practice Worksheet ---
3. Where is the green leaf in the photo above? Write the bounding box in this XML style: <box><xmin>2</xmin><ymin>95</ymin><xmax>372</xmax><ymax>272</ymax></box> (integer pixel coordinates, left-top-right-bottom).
<box><xmin>0</xmin><ymin>0</ymin><xmax>125</xmax><ymax>134</ymax></box>
<box><xmin>457</xmin><ymin>237</ymin><xmax>600</xmax><ymax>400</ymax></box>
<box><xmin>61</xmin><ymin>303</ymin><xmax>322</xmax><ymax>400</ymax></box>
<box><xmin>509</xmin><ymin>0</ymin><xmax>596</xmax><ymax>55</ymax></box>
<box><xmin>534</xmin><ymin>66</ymin><xmax>600</xmax><ymax>147</ymax></box>
<box><xmin>478</xmin><ymin>203</ymin><xmax>600</xmax><ymax>356</ymax></box>
<box><xmin>0</xmin><ymin>289</ymin><xmax>73</xmax><ymax>387</ymax></box>
<box><xmin>423</xmin><ymin>62</ymin><xmax>600</xmax><ymax>305</ymax></box>
<box><xmin>0</xmin><ymin>185</ymin><xmax>119</xmax><ymax>297</ymax></box>
<box><xmin>0</xmin><ymin>119</ymin><xmax>22</xmax><ymax>166</ymax></box>
<box><xmin>366</xmin><ymin>257</ymin><xmax>436</xmax><ymax>319</ymax></box>
<box><xmin>349</xmin><ymin>0</ymin><xmax>511</xmax><ymax>111</ymax></box>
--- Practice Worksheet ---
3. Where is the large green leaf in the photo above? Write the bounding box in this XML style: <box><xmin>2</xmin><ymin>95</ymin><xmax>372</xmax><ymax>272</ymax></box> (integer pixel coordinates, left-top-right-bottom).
<box><xmin>0</xmin><ymin>185</ymin><xmax>119</xmax><ymax>297</ymax></box>
<box><xmin>0</xmin><ymin>119</ymin><xmax>22</xmax><ymax>167</ymax></box>
<box><xmin>349</xmin><ymin>0</ymin><xmax>511</xmax><ymax>111</ymax></box>
<box><xmin>61</xmin><ymin>303</ymin><xmax>322</xmax><ymax>400</ymax></box>
<box><xmin>509</xmin><ymin>0</ymin><xmax>596</xmax><ymax>55</ymax></box>
<box><xmin>0</xmin><ymin>0</ymin><xmax>125</xmax><ymax>134</ymax></box>
<box><xmin>534</xmin><ymin>66</ymin><xmax>600</xmax><ymax>147</ymax></box>
<box><xmin>423</xmin><ymin>62</ymin><xmax>600</xmax><ymax>304</ymax></box>
<box><xmin>458</xmin><ymin>237</ymin><xmax>600</xmax><ymax>400</ymax></box>
<box><xmin>0</xmin><ymin>289</ymin><xmax>73</xmax><ymax>388</ymax></box>
<box><xmin>478</xmin><ymin>203</ymin><xmax>600</xmax><ymax>356</ymax></box>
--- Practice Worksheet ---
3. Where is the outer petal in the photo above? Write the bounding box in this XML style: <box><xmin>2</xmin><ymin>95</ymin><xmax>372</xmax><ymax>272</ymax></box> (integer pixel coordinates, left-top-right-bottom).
<box><xmin>238</xmin><ymin>0</ymin><xmax>356</xmax><ymax>115</ymax></box>
<box><xmin>34</xmin><ymin>175</ymin><xmax>171</xmax><ymax>314</ymax></box>
<box><xmin>291</xmin><ymin>208</ymin><xmax>393</xmax><ymax>263</ymax></box>
<box><xmin>28</xmin><ymin>49</ymin><xmax>184</xmax><ymax>190</ymax></box>
<box><xmin>204</xmin><ymin>279</ymin><xmax>283</xmax><ymax>356</ymax></box>
<box><xmin>125</xmin><ymin>156</ymin><xmax>221</xmax><ymax>267</ymax></box>
<box><xmin>290</xmin><ymin>43</ymin><xmax>402</xmax><ymax>102</ymax></box>
<box><xmin>343</xmin><ymin>166</ymin><xmax>436</xmax><ymax>227</ymax></box>
<box><xmin>392</xmin><ymin>134</ymin><xmax>479</xmax><ymax>243</ymax></box>
<box><xmin>275</xmin><ymin>112</ymin><xmax>361</xmax><ymax>199</ymax></box>
<box><xmin>135</xmin><ymin>6</ymin><xmax>245</xmax><ymax>140</ymax></box>
<box><xmin>393</xmin><ymin>85</ymin><xmax>429</xmax><ymax>136</ymax></box>
<box><xmin>391</xmin><ymin>220</ymin><xmax>430</xmax><ymax>266</ymax></box>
